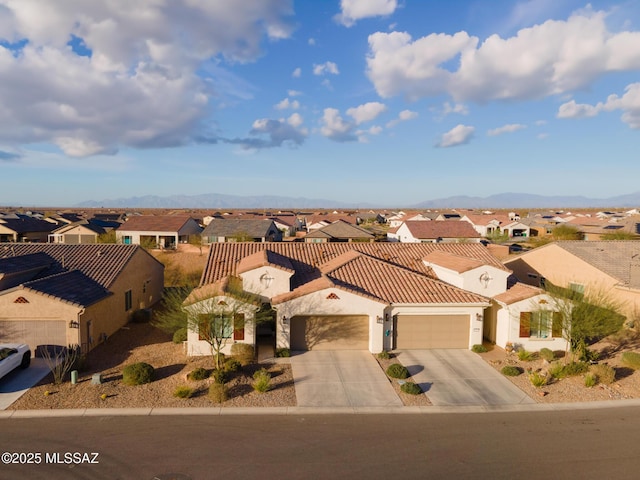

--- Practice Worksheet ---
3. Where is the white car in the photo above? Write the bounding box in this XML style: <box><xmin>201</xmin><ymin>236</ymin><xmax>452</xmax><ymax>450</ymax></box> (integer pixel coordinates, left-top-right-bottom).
<box><xmin>0</xmin><ymin>344</ymin><xmax>31</xmax><ymax>380</ymax></box>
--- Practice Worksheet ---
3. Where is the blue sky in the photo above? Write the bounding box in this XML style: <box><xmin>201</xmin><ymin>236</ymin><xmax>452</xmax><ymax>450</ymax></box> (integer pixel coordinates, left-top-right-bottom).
<box><xmin>1</xmin><ymin>0</ymin><xmax>640</xmax><ymax>207</ymax></box>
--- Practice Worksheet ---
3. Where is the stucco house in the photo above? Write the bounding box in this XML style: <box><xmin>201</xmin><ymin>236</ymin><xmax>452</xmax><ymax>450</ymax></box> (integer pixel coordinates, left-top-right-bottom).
<box><xmin>304</xmin><ymin>220</ymin><xmax>375</xmax><ymax>243</ymax></box>
<box><xmin>116</xmin><ymin>215</ymin><xmax>202</xmax><ymax>249</ymax></box>
<box><xmin>460</xmin><ymin>214</ymin><xmax>531</xmax><ymax>238</ymax></box>
<box><xmin>201</xmin><ymin>219</ymin><xmax>282</xmax><ymax>244</ymax></box>
<box><xmin>505</xmin><ymin>240</ymin><xmax>640</xmax><ymax>320</ymax></box>
<box><xmin>388</xmin><ymin>220</ymin><xmax>481</xmax><ymax>243</ymax></box>
<box><xmin>0</xmin><ymin>243</ymin><xmax>164</xmax><ymax>354</ymax></box>
<box><xmin>0</xmin><ymin>215</ymin><xmax>57</xmax><ymax>242</ymax></box>
<box><xmin>183</xmin><ymin>242</ymin><xmax>533</xmax><ymax>356</ymax></box>
<box><xmin>48</xmin><ymin>218</ymin><xmax>121</xmax><ymax>244</ymax></box>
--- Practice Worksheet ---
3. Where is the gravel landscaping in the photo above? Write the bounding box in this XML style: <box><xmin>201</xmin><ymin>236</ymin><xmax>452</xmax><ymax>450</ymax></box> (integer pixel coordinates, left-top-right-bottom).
<box><xmin>7</xmin><ymin>321</ymin><xmax>640</xmax><ymax>410</ymax></box>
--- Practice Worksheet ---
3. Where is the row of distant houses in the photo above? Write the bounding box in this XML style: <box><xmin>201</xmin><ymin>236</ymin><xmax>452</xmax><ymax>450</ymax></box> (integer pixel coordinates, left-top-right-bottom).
<box><xmin>2</xmin><ymin>238</ymin><xmax>640</xmax><ymax>363</ymax></box>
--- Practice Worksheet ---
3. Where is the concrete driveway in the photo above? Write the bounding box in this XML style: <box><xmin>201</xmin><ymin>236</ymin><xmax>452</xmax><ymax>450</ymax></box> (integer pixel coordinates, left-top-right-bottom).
<box><xmin>396</xmin><ymin>349</ymin><xmax>535</xmax><ymax>407</ymax></box>
<box><xmin>290</xmin><ymin>350</ymin><xmax>402</xmax><ymax>408</ymax></box>
<box><xmin>0</xmin><ymin>358</ymin><xmax>51</xmax><ymax>410</ymax></box>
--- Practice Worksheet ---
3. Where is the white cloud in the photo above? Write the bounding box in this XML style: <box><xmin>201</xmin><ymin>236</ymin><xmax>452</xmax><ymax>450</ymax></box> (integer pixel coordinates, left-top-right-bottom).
<box><xmin>292</xmin><ymin>67</ymin><xmax>302</xmax><ymax>78</ymax></box>
<box><xmin>288</xmin><ymin>89</ymin><xmax>302</xmax><ymax>97</ymax></box>
<box><xmin>366</xmin><ymin>9</ymin><xmax>640</xmax><ymax>103</ymax></box>
<box><xmin>313</xmin><ymin>61</ymin><xmax>339</xmax><ymax>75</ymax></box>
<box><xmin>228</xmin><ymin>117</ymin><xmax>307</xmax><ymax>149</ymax></box>
<box><xmin>287</xmin><ymin>113</ymin><xmax>304</xmax><ymax>128</ymax></box>
<box><xmin>442</xmin><ymin>102</ymin><xmax>469</xmax><ymax>116</ymax></box>
<box><xmin>386</xmin><ymin>109</ymin><xmax>418</xmax><ymax>128</ymax></box>
<box><xmin>436</xmin><ymin>124</ymin><xmax>475</xmax><ymax>148</ymax></box>
<box><xmin>346</xmin><ymin>102</ymin><xmax>387</xmax><ymax>124</ymax></box>
<box><xmin>557</xmin><ymin>83</ymin><xmax>640</xmax><ymax>128</ymax></box>
<box><xmin>274</xmin><ymin>98</ymin><xmax>300</xmax><ymax>110</ymax></box>
<box><xmin>487</xmin><ymin>123</ymin><xmax>527</xmax><ymax>136</ymax></box>
<box><xmin>368</xmin><ymin>125</ymin><xmax>383</xmax><ymax>135</ymax></box>
<box><xmin>336</xmin><ymin>0</ymin><xmax>398</xmax><ymax>27</ymax></box>
<box><xmin>0</xmin><ymin>0</ymin><xmax>296</xmax><ymax>157</ymax></box>
<box><xmin>320</xmin><ymin>108</ymin><xmax>357</xmax><ymax>142</ymax></box>
<box><xmin>308</xmin><ymin>38</ymin><xmax>316</xmax><ymax>46</ymax></box>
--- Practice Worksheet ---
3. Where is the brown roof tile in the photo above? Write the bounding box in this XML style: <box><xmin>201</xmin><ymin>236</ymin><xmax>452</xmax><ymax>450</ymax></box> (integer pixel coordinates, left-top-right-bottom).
<box><xmin>493</xmin><ymin>282</ymin><xmax>544</xmax><ymax>305</ymax></box>
<box><xmin>117</xmin><ymin>215</ymin><xmax>196</xmax><ymax>232</ymax></box>
<box><xmin>423</xmin><ymin>250</ymin><xmax>487</xmax><ymax>273</ymax></box>
<box><xmin>403</xmin><ymin>221</ymin><xmax>480</xmax><ymax>239</ymax></box>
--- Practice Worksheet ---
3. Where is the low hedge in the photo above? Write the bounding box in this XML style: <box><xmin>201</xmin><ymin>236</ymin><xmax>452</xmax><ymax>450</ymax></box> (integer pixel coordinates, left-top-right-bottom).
<box><xmin>400</xmin><ymin>382</ymin><xmax>422</xmax><ymax>395</ymax></box>
<box><xmin>386</xmin><ymin>363</ymin><xmax>409</xmax><ymax>379</ymax></box>
<box><xmin>122</xmin><ymin>362</ymin><xmax>154</xmax><ymax>385</ymax></box>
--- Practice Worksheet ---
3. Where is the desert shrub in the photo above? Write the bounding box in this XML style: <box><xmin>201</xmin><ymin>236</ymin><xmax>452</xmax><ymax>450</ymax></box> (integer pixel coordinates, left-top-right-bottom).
<box><xmin>501</xmin><ymin>365</ymin><xmax>523</xmax><ymax>376</ymax></box>
<box><xmin>621</xmin><ymin>351</ymin><xmax>640</xmax><ymax>370</ymax></box>
<box><xmin>173</xmin><ymin>385</ymin><xmax>194</xmax><ymax>398</ymax></box>
<box><xmin>584</xmin><ymin>372</ymin><xmax>597</xmax><ymax>387</ymax></box>
<box><xmin>224</xmin><ymin>357</ymin><xmax>242</xmax><ymax>373</ymax></box>
<box><xmin>400</xmin><ymin>382</ymin><xmax>422</xmax><ymax>395</ymax></box>
<box><xmin>529</xmin><ymin>371</ymin><xmax>547</xmax><ymax>387</ymax></box>
<box><xmin>208</xmin><ymin>383</ymin><xmax>228</xmax><ymax>403</ymax></box>
<box><xmin>122</xmin><ymin>362</ymin><xmax>154</xmax><ymax>386</ymax></box>
<box><xmin>548</xmin><ymin>362</ymin><xmax>565</xmax><ymax>379</ymax></box>
<box><xmin>230</xmin><ymin>343</ymin><xmax>254</xmax><ymax>365</ymax></box>
<box><xmin>517</xmin><ymin>349</ymin><xmax>535</xmax><ymax>361</ymax></box>
<box><xmin>562</xmin><ymin>361</ymin><xmax>589</xmax><ymax>377</ymax></box>
<box><xmin>172</xmin><ymin>327</ymin><xmax>187</xmax><ymax>344</ymax></box>
<box><xmin>252</xmin><ymin>369</ymin><xmax>271</xmax><ymax>393</ymax></box>
<box><xmin>539</xmin><ymin>348</ymin><xmax>555</xmax><ymax>362</ymax></box>
<box><xmin>377</xmin><ymin>351</ymin><xmax>391</xmax><ymax>360</ymax></box>
<box><xmin>386</xmin><ymin>363</ymin><xmax>409</xmax><ymax>379</ymax></box>
<box><xmin>471</xmin><ymin>344</ymin><xmax>487</xmax><ymax>353</ymax></box>
<box><xmin>275</xmin><ymin>348</ymin><xmax>290</xmax><ymax>358</ymax></box>
<box><xmin>188</xmin><ymin>367</ymin><xmax>210</xmax><ymax>381</ymax></box>
<box><xmin>590</xmin><ymin>363</ymin><xmax>616</xmax><ymax>385</ymax></box>
<box><xmin>211</xmin><ymin>369</ymin><xmax>227</xmax><ymax>384</ymax></box>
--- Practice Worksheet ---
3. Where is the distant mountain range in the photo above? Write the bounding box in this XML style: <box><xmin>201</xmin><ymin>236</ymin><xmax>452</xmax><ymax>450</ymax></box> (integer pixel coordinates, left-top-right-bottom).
<box><xmin>75</xmin><ymin>191</ymin><xmax>640</xmax><ymax>210</ymax></box>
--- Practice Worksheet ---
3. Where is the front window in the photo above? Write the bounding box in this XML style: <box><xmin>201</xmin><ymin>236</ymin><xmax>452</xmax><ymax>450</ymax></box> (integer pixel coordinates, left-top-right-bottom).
<box><xmin>520</xmin><ymin>311</ymin><xmax>561</xmax><ymax>339</ymax></box>
<box><xmin>125</xmin><ymin>290</ymin><xmax>132</xmax><ymax>311</ymax></box>
<box><xmin>198</xmin><ymin>314</ymin><xmax>233</xmax><ymax>340</ymax></box>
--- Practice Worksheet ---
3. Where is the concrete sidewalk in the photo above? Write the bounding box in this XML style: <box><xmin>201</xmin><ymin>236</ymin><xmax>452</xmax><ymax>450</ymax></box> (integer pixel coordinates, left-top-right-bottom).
<box><xmin>290</xmin><ymin>350</ymin><xmax>402</xmax><ymax>407</ymax></box>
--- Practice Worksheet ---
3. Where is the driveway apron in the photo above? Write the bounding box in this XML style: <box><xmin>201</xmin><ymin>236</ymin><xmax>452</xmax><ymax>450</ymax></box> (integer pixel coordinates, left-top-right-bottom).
<box><xmin>396</xmin><ymin>349</ymin><xmax>535</xmax><ymax>406</ymax></box>
<box><xmin>290</xmin><ymin>350</ymin><xmax>402</xmax><ymax>407</ymax></box>
<box><xmin>0</xmin><ymin>358</ymin><xmax>51</xmax><ymax>410</ymax></box>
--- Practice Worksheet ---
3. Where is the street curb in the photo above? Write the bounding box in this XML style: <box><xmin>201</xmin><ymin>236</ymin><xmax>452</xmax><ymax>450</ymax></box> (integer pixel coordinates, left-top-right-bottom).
<box><xmin>3</xmin><ymin>399</ymin><xmax>640</xmax><ymax>418</ymax></box>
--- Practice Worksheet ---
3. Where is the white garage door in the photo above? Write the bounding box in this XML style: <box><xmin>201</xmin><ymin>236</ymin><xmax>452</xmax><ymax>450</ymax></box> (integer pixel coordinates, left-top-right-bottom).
<box><xmin>290</xmin><ymin>315</ymin><xmax>369</xmax><ymax>350</ymax></box>
<box><xmin>395</xmin><ymin>315</ymin><xmax>469</xmax><ymax>349</ymax></box>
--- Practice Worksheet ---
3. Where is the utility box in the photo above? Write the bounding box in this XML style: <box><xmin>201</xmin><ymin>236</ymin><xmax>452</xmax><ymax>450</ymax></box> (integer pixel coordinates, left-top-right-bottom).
<box><xmin>91</xmin><ymin>373</ymin><xmax>102</xmax><ymax>385</ymax></box>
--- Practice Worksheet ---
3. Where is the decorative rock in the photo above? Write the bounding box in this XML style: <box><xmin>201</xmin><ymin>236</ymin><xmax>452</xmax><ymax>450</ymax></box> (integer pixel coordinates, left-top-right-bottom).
<box><xmin>91</xmin><ymin>373</ymin><xmax>103</xmax><ymax>385</ymax></box>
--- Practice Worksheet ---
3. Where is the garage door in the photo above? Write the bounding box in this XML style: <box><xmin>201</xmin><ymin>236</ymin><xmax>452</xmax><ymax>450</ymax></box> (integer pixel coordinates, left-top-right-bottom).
<box><xmin>395</xmin><ymin>315</ymin><xmax>469</xmax><ymax>349</ymax></box>
<box><xmin>0</xmin><ymin>320</ymin><xmax>67</xmax><ymax>352</ymax></box>
<box><xmin>290</xmin><ymin>315</ymin><xmax>369</xmax><ymax>350</ymax></box>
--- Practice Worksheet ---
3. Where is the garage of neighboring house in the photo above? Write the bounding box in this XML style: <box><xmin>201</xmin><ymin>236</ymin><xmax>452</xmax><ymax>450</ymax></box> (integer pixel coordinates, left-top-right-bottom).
<box><xmin>289</xmin><ymin>315</ymin><xmax>369</xmax><ymax>350</ymax></box>
<box><xmin>394</xmin><ymin>314</ymin><xmax>470</xmax><ymax>349</ymax></box>
<box><xmin>0</xmin><ymin>319</ymin><xmax>67</xmax><ymax>353</ymax></box>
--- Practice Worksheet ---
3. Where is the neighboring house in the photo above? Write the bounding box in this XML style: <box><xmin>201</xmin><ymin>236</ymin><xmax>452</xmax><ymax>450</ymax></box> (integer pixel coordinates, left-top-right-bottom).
<box><xmin>389</xmin><ymin>221</ymin><xmax>481</xmax><ymax>243</ymax></box>
<box><xmin>0</xmin><ymin>243</ymin><xmax>164</xmax><ymax>353</ymax></box>
<box><xmin>460</xmin><ymin>214</ymin><xmax>531</xmax><ymax>238</ymax></box>
<box><xmin>201</xmin><ymin>219</ymin><xmax>282</xmax><ymax>244</ymax></box>
<box><xmin>491</xmin><ymin>283</ymin><xmax>568</xmax><ymax>352</ymax></box>
<box><xmin>267</xmin><ymin>216</ymin><xmax>304</xmax><ymax>237</ymax></box>
<box><xmin>0</xmin><ymin>215</ymin><xmax>58</xmax><ymax>242</ymax></box>
<box><xmin>48</xmin><ymin>218</ymin><xmax>120</xmax><ymax>244</ymax></box>
<box><xmin>305</xmin><ymin>214</ymin><xmax>357</xmax><ymax>232</ymax></box>
<box><xmin>116</xmin><ymin>215</ymin><xmax>202</xmax><ymax>249</ymax></box>
<box><xmin>505</xmin><ymin>241</ymin><xmax>640</xmax><ymax>320</ymax></box>
<box><xmin>304</xmin><ymin>220</ymin><xmax>375</xmax><ymax>243</ymax></box>
<box><xmin>185</xmin><ymin>242</ymin><xmax>515</xmax><ymax>355</ymax></box>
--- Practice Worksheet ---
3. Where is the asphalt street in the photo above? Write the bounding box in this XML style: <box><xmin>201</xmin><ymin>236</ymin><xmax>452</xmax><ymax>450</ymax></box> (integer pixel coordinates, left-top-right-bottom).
<box><xmin>1</xmin><ymin>406</ymin><xmax>640</xmax><ymax>480</ymax></box>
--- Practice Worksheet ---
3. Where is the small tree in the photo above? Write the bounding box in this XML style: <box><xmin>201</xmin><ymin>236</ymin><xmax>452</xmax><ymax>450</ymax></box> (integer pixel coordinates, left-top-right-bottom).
<box><xmin>41</xmin><ymin>345</ymin><xmax>81</xmax><ymax>385</ymax></box>
<box><xmin>542</xmin><ymin>283</ymin><xmax>626</xmax><ymax>359</ymax></box>
<box><xmin>550</xmin><ymin>224</ymin><xmax>582</xmax><ymax>241</ymax></box>
<box><xmin>152</xmin><ymin>286</ymin><xmax>191</xmax><ymax>336</ymax></box>
<box><xmin>188</xmin><ymin>234</ymin><xmax>205</xmax><ymax>255</ymax></box>
<box><xmin>96</xmin><ymin>230</ymin><xmax>117</xmax><ymax>244</ymax></box>
<box><xmin>184</xmin><ymin>277</ymin><xmax>266</xmax><ymax>369</ymax></box>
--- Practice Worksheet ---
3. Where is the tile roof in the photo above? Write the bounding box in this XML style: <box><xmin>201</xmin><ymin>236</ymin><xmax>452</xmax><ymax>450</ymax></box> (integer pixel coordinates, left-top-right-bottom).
<box><xmin>236</xmin><ymin>249</ymin><xmax>295</xmax><ymax>275</ymax></box>
<box><xmin>403</xmin><ymin>220</ymin><xmax>480</xmax><ymax>239</ymax></box>
<box><xmin>202</xmin><ymin>243</ymin><xmax>497</xmax><ymax>307</ymax></box>
<box><xmin>0</xmin><ymin>252</ymin><xmax>54</xmax><ymax>276</ymax></box>
<box><xmin>0</xmin><ymin>243</ymin><xmax>148</xmax><ymax>288</ymax></box>
<box><xmin>0</xmin><ymin>216</ymin><xmax>57</xmax><ymax>234</ymax></box>
<box><xmin>23</xmin><ymin>270</ymin><xmax>112</xmax><ymax>307</ymax></box>
<box><xmin>555</xmin><ymin>241</ymin><xmax>640</xmax><ymax>287</ymax></box>
<box><xmin>305</xmin><ymin>220</ymin><xmax>374</xmax><ymax>240</ymax></box>
<box><xmin>423</xmin><ymin>250</ymin><xmax>487</xmax><ymax>273</ymax></box>
<box><xmin>117</xmin><ymin>215</ymin><xmax>197</xmax><ymax>232</ymax></box>
<box><xmin>493</xmin><ymin>282</ymin><xmax>544</xmax><ymax>305</ymax></box>
<box><xmin>201</xmin><ymin>219</ymin><xmax>278</xmax><ymax>238</ymax></box>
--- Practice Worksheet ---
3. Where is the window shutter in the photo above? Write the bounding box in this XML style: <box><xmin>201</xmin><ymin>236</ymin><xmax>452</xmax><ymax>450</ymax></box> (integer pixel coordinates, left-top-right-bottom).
<box><xmin>234</xmin><ymin>313</ymin><xmax>245</xmax><ymax>341</ymax></box>
<box><xmin>552</xmin><ymin>312</ymin><xmax>563</xmax><ymax>337</ymax></box>
<box><xmin>519</xmin><ymin>312</ymin><xmax>531</xmax><ymax>338</ymax></box>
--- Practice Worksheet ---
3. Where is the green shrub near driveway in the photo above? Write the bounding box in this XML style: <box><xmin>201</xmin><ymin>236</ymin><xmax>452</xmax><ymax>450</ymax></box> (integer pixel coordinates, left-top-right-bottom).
<box><xmin>517</xmin><ymin>349</ymin><xmax>535</xmax><ymax>361</ymax></box>
<box><xmin>621</xmin><ymin>352</ymin><xmax>640</xmax><ymax>370</ymax></box>
<box><xmin>590</xmin><ymin>363</ymin><xmax>616</xmax><ymax>385</ymax></box>
<box><xmin>471</xmin><ymin>344</ymin><xmax>487</xmax><ymax>353</ymax></box>
<box><xmin>377</xmin><ymin>351</ymin><xmax>391</xmax><ymax>360</ymax></box>
<box><xmin>400</xmin><ymin>382</ymin><xmax>422</xmax><ymax>395</ymax></box>
<box><xmin>501</xmin><ymin>365</ymin><xmax>523</xmax><ymax>377</ymax></box>
<box><xmin>252</xmin><ymin>368</ymin><xmax>272</xmax><ymax>393</ymax></box>
<box><xmin>173</xmin><ymin>385</ymin><xmax>194</xmax><ymax>398</ymax></box>
<box><xmin>211</xmin><ymin>369</ymin><xmax>227</xmax><ymax>384</ymax></box>
<box><xmin>187</xmin><ymin>367</ymin><xmax>210</xmax><ymax>381</ymax></box>
<box><xmin>275</xmin><ymin>348</ymin><xmax>291</xmax><ymax>358</ymax></box>
<box><xmin>539</xmin><ymin>348</ymin><xmax>555</xmax><ymax>362</ymax></box>
<box><xmin>172</xmin><ymin>327</ymin><xmax>187</xmax><ymax>344</ymax></box>
<box><xmin>386</xmin><ymin>363</ymin><xmax>409</xmax><ymax>379</ymax></box>
<box><xmin>529</xmin><ymin>371</ymin><xmax>547</xmax><ymax>387</ymax></box>
<box><xmin>122</xmin><ymin>362</ymin><xmax>154</xmax><ymax>385</ymax></box>
<box><xmin>209</xmin><ymin>383</ymin><xmax>228</xmax><ymax>403</ymax></box>
<box><xmin>584</xmin><ymin>372</ymin><xmax>597</xmax><ymax>387</ymax></box>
